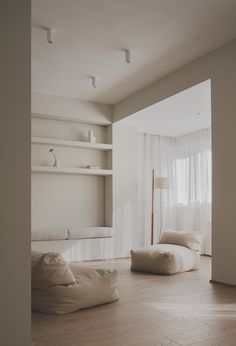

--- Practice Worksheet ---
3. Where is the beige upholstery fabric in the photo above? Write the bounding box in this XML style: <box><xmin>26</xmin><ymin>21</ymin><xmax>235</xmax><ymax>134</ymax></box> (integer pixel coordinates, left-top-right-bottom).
<box><xmin>32</xmin><ymin>252</ymin><xmax>76</xmax><ymax>290</ymax></box>
<box><xmin>159</xmin><ymin>230</ymin><xmax>205</xmax><ymax>252</ymax></box>
<box><xmin>31</xmin><ymin>250</ymin><xmax>43</xmax><ymax>267</ymax></box>
<box><xmin>131</xmin><ymin>244</ymin><xmax>200</xmax><ymax>275</ymax></box>
<box><xmin>31</xmin><ymin>252</ymin><xmax>119</xmax><ymax>314</ymax></box>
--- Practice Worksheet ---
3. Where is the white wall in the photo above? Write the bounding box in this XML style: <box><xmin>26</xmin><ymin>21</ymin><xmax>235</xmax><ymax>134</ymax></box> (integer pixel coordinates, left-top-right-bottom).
<box><xmin>112</xmin><ymin>124</ymin><xmax>145</xmax><ymax>257</ymax></box>
<box><xmin>114</xmin><ymin>39</ymin><xmax>236</xmax><ymax>286</ymax></box>
<box><xmin>0</xmin><ymin>1</ymin><xmax>31</xmax><ymax>345</ymax></box>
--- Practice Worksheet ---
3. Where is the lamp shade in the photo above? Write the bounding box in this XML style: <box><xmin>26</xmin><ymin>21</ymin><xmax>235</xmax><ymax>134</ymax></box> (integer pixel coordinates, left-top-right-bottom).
<box><xmin>154</xmin><ymin>177</ymin><xmax>170</xmax><ymax>189</ymax></box>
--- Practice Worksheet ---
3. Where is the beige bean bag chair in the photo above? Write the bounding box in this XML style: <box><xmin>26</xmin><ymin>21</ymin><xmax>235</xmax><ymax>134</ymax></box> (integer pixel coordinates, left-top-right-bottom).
<box><xmin>131</xmin><ymin>230</ymin><xmax>204</xmax><ymax>275</ymax></box>
<box><xmin>31</xmin><ymin>251</ymin><xmax>119</xmax><ymax>314</ymax></box>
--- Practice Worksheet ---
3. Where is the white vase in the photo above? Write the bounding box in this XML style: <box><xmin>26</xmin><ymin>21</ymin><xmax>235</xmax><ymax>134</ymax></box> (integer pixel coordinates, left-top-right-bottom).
<box><xmin>88</xmin><ymin>130</ymin><xmax>94</xmax><ymax>143</ymax></box>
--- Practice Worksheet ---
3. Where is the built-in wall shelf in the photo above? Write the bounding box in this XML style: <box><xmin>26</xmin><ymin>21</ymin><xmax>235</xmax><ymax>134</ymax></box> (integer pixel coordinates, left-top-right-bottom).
<box><xmin>32</xmin><ymin>165</ymin><xmax>113</xmax><ymax>176</ymax></box>
<box><xmin>32</xmin><ymin>137</ymin><xmax>112</xmax><ymax>151</ymax></box>
<box><xmin>32</xmin><ymin>113</ymin><xmax>111</xmax><ymax>126</ymax></box>
<box><xmin>31</xmin><ymin>109</ymin><xmax>113</xmax><ymax>255</ymax></box>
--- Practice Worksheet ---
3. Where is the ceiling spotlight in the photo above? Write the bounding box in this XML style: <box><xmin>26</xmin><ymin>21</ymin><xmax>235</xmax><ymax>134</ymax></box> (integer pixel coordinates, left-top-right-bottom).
<box><xmin>124</xmin><ymin>49</ymin><xmax>131</xmax><ymax>63</ymax></box>
<box><xmin>91</xmin><ymin>76</ymin><xmax>97</xmax><ymax>88</ymax></box>
<box><xmin>46</xmin><ymin>28</ymin><xmax>54</xmax><ymax>44</ymax></box>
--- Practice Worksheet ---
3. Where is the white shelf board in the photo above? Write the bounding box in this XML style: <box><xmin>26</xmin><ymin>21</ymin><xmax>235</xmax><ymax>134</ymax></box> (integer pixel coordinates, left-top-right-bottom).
<box><xmin>31</xmin><ymin>165</ymin><xmax>113</xmax><ymax>176</ymax></box>
<box><xmin>32</xmin><ymin>137</ymin><xmax>112</xmax><ymax>150</ymax></box>
<box><xmin>32</xmin><ymin>113</ymin><xmax>112</xmax><ymax>126</ymax></box>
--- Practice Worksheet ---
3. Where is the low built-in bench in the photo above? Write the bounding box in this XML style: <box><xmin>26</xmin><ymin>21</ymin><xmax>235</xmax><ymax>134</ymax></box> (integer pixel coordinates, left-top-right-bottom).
<box><xmin>31</xmin><ymin>228</ymin><xmax>114</xmax><ymax>261</ymax></box>
<box><xmin>31</xmin><ymin>227</ymin><xmax>113</xmax><ymax>241</ymax></box>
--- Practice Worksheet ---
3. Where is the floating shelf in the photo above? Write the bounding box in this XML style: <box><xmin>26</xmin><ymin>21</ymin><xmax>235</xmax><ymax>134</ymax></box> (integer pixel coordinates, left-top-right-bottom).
<box><xmin>32</xmin><ymin>113</ymin><xmax>112</xmax><ymax>126</ymax></box>
<box><xmin>32</xmin><ymin>165</ymin><xmax>113</xmax><ymax>176</ymax></box>
<box><xmin>32</xmin><ymin>137</ymin><xmax>112</xmax><ymax>151</ymax></box>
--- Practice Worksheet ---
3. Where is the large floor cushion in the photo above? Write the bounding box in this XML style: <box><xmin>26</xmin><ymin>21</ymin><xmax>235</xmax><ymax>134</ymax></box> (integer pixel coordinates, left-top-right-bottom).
<box><xmin>32</xmin><ymin>251</ymin><xmax>119</xmax><ymax>314</ymax></box>
<box><xmin>159</xmin><ymin>230</ymin><xmax>204</xmax><ymax>252</ymax></box>
<box><xmin>130</xmin><ymin>244</ymin><xmax>200</xmax><ymax>275</ymax></box>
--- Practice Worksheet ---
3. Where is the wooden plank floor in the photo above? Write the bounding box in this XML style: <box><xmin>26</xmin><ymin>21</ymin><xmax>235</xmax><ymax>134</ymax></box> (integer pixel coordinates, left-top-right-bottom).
<box><xmin>32</xmin><ymin>256</ymin><xmax>236</xmax><ymax>346</ymax></box>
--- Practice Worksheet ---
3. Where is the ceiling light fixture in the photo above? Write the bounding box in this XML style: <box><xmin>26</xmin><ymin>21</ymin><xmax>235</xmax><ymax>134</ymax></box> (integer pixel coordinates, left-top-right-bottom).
<box><xmin>46</xmin><ymin>28</ymin><xmax>54</xmax><ymax>44</ymax></box>
<box><xmin>91</xmin><ymin>76</ymin><xmax>97</xmax><ymax>88</ymax></box>
<box><xmin>124</xmin><ymin>49</ymin><xmax>131</xmax><ymax>63</ymax></box>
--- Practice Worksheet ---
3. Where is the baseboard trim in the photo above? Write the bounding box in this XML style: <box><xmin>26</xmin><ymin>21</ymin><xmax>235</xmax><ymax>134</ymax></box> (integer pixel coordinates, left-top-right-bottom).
<box><xmin>210</xmin><ymin>279</ymin><xmax>236</xmax><ymax>288</ymax></box>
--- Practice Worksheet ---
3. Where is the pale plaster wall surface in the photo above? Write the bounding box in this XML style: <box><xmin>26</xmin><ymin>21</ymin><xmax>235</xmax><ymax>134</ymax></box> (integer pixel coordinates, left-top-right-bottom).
<box><xmin>113</xmin><ymin>39</ymin><xmax>236</xmax><ymax>285</ymax></box>
<box><xmin>112</xmin><ymin>125</ymin><xmax>145</xmax><ymax>257</ymax></box>
<box><xmin>0</xmin><ymin>0</ymin><xmax>31</xmax><ymax>345</ymax></box>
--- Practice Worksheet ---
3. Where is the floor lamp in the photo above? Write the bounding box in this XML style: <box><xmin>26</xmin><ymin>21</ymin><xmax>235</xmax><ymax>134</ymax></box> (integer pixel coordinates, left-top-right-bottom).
<box><xmin>151</xmin><ymin>170</ymin><xmax>170</xmax><ymax>245</ymax></box>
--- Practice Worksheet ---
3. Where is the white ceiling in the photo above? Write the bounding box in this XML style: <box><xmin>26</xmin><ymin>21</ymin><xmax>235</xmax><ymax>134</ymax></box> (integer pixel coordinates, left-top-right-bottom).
<box><xmin>119</xmin><ymin>80</ymin><xmax>211</xmax><ymax>137</ymax></box>
<box><xmin>32</xmin><ymin>0</ymin><xmax>236</xmax><ymax>105</ymax></box>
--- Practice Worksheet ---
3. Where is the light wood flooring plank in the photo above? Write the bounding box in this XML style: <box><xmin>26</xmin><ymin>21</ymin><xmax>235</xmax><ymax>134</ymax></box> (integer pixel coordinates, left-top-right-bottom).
<box><xmin>32</xmin><ymin>257</ymin><xmax>236</xmax><ymax>346</ymax></box>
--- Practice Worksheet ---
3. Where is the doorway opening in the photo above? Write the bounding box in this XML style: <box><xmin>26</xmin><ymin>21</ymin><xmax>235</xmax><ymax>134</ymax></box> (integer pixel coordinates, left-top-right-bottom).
<box><xmin>113</xmin><ymin>79</ymin><xmax>212</xmax><ymax>259</ymax></box>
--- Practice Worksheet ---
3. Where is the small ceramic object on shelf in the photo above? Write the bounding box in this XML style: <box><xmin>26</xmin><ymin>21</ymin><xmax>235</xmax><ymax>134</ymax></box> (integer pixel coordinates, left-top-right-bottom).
<box><xmin>88</xmin><ymin>130</ymin><xmax>94</xmax><ymax>143</ymax></box>
<box><xmin>49</xmin><ymin>148</ymin><xmax>60</xmax><ymax>168</ymax></box>
<box><xmin>88</xmin><ymin>130</ymin><xmax>97</xmax><ymax>143</ymax></box>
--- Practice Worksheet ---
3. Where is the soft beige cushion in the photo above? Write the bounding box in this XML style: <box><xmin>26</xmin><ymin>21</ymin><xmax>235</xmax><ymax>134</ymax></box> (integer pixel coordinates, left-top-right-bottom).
<box><xmin>131</xmin><ymin>244</ymin><xmax>200</xmax><ymax>275</ymax></box>
<box><xmin>32</xmin><ymin>252</ymin><xmax>76</xmax><ymax>290</ymax></box>
<box><xmin>32</xmin><ymin>264</ymin><xmax>119</xmax><ymax>314</ymax></box>
<box><xmin>159</xmin><ymin>230</ymin><xmax>205</xmax><ymax>252</ymax></box>
<box><xmin>31</xmin><ymin>250</ymin><xmax>43</xmax><ymax>267</ymax></box>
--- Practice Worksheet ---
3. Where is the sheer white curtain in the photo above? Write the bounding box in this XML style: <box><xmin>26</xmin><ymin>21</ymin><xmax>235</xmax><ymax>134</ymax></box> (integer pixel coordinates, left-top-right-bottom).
<box><xmin>143</xmin><ymin>128</ymin><xmax>212</xmax><ymax>254</ymax></box>
<box><xmin>143</xmin><ymin>134</ymin><xmax>176</xmax><ymax>245</ymax></box>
